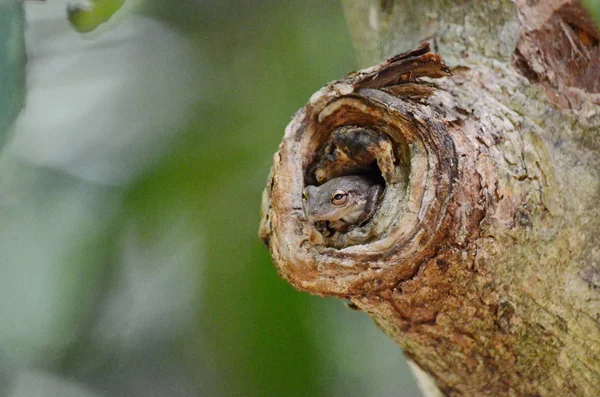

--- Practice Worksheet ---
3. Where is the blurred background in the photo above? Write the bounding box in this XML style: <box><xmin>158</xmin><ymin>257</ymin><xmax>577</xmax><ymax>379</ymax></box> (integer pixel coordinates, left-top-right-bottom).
<box><xmin>0</xmin><ymin>0</ymin><xmax>419</xmax><ymax>396</ymax></box>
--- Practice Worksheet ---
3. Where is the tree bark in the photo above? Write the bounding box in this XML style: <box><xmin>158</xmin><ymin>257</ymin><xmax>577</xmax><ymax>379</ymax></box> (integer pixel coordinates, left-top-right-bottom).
<box><xmin>260</xmin><ymin>0</ymin><xmax>600</xmax><ymax>395</ymax></box>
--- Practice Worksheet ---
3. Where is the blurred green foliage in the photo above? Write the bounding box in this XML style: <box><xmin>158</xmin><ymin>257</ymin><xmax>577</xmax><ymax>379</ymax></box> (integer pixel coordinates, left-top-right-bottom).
<box><xmin>130</xmin><ymin>2</ymin><xmax>359</xmax><ymax>395</ymax></box>
<box><xmin>582</xmin><ymin>0</ymin><xmax>600</xmax><ymax>31</ymax></box>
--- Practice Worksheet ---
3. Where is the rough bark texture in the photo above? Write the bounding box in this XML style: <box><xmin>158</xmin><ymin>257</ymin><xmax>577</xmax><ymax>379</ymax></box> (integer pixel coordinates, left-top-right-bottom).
<box><xmin>260</xmin><ymin>0</ymin><xmax>600</xmax><ymax>396</ymax></box>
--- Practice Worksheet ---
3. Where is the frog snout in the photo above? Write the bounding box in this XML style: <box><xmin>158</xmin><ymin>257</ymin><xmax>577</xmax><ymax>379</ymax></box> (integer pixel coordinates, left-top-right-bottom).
<box><xmin>303</xmin><ymin>186</ymin><xmax>324</xmax><ymax>219</ymax></box>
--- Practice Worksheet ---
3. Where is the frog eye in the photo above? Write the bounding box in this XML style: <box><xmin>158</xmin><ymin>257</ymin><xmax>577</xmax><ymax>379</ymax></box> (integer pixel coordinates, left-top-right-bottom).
<box><xmin>302</xmin><ymin>190</ymin><xmax>308</xmax><ymax>201</ymax></box>
<box><xmin>331</xmin><ymin>190</ymin><xmax>348</xmax><ymax>205</ymax></box>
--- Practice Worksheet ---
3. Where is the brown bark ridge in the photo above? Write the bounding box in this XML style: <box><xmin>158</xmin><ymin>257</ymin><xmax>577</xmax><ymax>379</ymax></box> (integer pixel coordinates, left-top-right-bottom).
<box><xmin>260</xmin><ymin>1</ymin><xmax>600</xmax><ymax>396</ymax></box>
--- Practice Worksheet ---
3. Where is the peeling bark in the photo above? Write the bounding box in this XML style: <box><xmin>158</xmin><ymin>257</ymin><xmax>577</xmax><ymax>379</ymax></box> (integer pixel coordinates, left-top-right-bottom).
<box><xmin>260</xmin><ymin>1</ymin><xmax>600</xmax><ymax>395</ymax></box>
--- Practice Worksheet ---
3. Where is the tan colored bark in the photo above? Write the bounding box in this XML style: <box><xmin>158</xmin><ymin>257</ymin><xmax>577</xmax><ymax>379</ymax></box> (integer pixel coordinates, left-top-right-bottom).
<box><xmin>260</xmin><ymin>0</ymin><xmax>600</xmax><ymax>395</ymax></box>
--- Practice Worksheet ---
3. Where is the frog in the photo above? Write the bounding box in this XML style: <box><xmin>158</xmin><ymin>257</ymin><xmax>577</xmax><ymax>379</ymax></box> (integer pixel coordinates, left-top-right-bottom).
<box><xmin>303</xmin><ymin>175</ymin><xmax>382</xmax><ymax>231</ymax></box>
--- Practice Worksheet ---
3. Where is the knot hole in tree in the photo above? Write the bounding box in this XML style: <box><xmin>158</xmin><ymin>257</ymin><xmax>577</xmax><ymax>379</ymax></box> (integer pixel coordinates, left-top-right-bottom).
<box><xmin>259</xmin><ymin>43</ymin><xmax>478</xmax><ymax>296</ymax></box>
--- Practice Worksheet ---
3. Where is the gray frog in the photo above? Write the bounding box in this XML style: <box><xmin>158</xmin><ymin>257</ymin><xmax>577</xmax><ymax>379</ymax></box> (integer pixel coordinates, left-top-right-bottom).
<box><xmin>303</xmin><ymin>175</ymin><xmax>382</xmax><ymax>232</ymax></box>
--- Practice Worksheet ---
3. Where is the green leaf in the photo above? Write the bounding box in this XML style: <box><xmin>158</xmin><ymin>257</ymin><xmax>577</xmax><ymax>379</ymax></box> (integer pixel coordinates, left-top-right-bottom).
<box><xmin>67</xmin><ymin>0</ymin><xmax>126</xmax><ymax>33</ymax></box>
<box><xmin>0</xmin><ymin>0</ymin><xmax>25</xmax><ymax>145</ymax></box>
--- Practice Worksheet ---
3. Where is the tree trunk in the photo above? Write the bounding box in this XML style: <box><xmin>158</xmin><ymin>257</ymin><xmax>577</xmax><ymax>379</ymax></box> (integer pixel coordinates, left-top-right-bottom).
<box><xmin>260</xmin><ymin>0</ymin><xmax>600</xmax><ymax>395</ymax></box>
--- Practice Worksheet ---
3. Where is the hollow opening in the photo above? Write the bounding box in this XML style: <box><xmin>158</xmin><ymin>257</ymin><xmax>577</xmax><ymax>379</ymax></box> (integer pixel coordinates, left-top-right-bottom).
<box><xmin>303</xmin><ymin>122</ymin><xmax>411</xmax><ymax>241</ymax></box>
<box><xmin>306</xmin><ymin>125</ymin><xmax>387</xmax><ymax>184</ymax></box>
